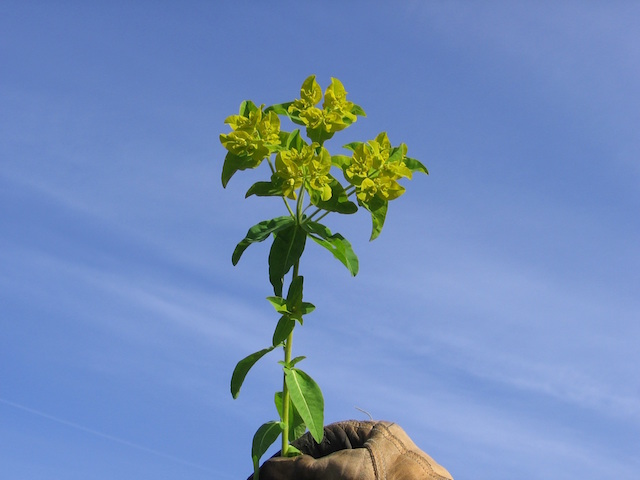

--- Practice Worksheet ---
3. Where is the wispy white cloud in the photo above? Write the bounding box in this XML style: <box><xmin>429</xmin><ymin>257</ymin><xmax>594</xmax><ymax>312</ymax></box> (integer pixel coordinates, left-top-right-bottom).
<box><xmin>0</xmin><ymin>398</ymin><xmax>220</xmax><ymax>475</ymax></box>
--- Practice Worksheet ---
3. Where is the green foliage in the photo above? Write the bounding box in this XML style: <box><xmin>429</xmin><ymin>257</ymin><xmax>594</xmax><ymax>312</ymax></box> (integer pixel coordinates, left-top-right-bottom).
<box><xmin>275</xmin><ymin>392</ymin><xmax>306</xmax><ymax>442</ymax></box>
<box><xmin>303</xmin><ymin>221</ymin><xmax>359</xmax><ymax>275</ymax></box>
<box><xmin>220</xmin><ymin>75</ymin><xmax>427</xmax><ymax>476</ymax></box>
<box><xmin>252</xmin><ymin>421</ymin><xmax>284</xmax><ymax>479</ymax></box>
<box><xmin>268</xmin><ymin>225</ymin><xmax>306</xmax><ymax>296</ymax></box>
<box><xmin>284</xmin><ymin>368</ymin><xmax>324</xmax><ymax>443</ymax></box>
<box><xmin>230</xmin><ymin>346</ymin><xmax>276</xmax><ymax>399</ymax></box>
<box><xmin>232</xmin><ymin>217</ymin><xmax>294</xmax><ymax>266</ymax></box>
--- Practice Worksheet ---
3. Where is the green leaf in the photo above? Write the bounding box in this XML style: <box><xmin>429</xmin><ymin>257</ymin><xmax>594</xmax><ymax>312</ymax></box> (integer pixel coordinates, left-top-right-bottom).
<box><xmin>274</xmin><ymin>393</ymin><xmax>306</xmax><ymax>442</ymax></box>
<box><xmin>285</xmin><ymin>129</ymin><xmax>307</xmax><ymax>151</ymax></box>
<box><xmin>230</xmin><ymin>346</ymin><xmax>276</xmax><ymax>398</ymax></box>
<box><xmin>351</xmin><ymin>104</ymin><xmax>367</xmax><ymax>117</ymax></box>
<box><xmin>362</xmin><ymin>198</ymin><xmax>388</xmax><ymax>241</ymax></box>
<box><xmin>268</xmin><ymin>225</ymin><xmax>307</xmax><ymax>296</ymax></box>
<box><xmin>284</xmin><ymin>368</ymin><xmax>324</xmax><ymax>443</ymax></box>
<box><xmin>221</xmin><ymin>151</ymin><xmax>259</xmax><ymax>188</ymax></box>
<box><xmin>306</xmin><ymin>126</ymin><xmax>334</xmax><ymax>145</ymax></box>
<box><xmin>404</xmin><ymin>156</ymin><xmax>429</xmax><ymax>175</ymax></box>
<box><xmin>342</xmin><ymin>141</ymin><xmax>363</xmax><ymax>152</ymax></box>
<box><xmin>232</xmin><ymin>216</ymin><xmax>294</xmax><ymax>266</ymax></box>
<box><xmin>239</xmin><ymin>100</ymin><xmax>260</xmax><ymax>116</ymax></box>
<box><xmin>289</xmin><ymin>356</ymin><xmax>306</xmax><ymax>367</ymax></box>
<box><xmin>285</xmin><ymin>445</ymin><xmax>302</xmax><ymax>456</ymax></box>
<box><xmin>245</xmin><ymin>179</ymin><xmax>284</xmax><ymax>198</ymax></box>
<box><xmin>387</xmin><ymin>146</ymin><xmax>405</xmax><ymax>164</ymax></box>
<box><xmin>272</xmin><ymin>315</ymin><xmax>295</xmax><ymax>346</ymax></box>
<box><xmin>252</xmin><ymin>421</ymin><xmax>284</xmax><ymax>479</ymax></box>
<box><xmin>285</xmin><ymin>276</ymin><xmax>304</xmax><ymax>313</ymax></box>
<box><xmin>300</xmin><ymin>302</ymin><xmax>315</xmax><ymax>315</ymax></box>
<box><xmin>331</xmin><ymin>155</ymin><xmax>351</xmax><ymax>169</ymax></box>
<box><xmin>266</xmin><ymin>296</ymin><xmax>288</xmax><ymax>313</ymax></box>
<box><xmin>308</xmin><ymin>176</ymin><xmax>357</xmax><ymax>214</ymax></box>
<box><xmin>264</xmin><ymin>102</ymin><xmax>293</xmax><ymax>116</ymax></box>
<box><xmin>302</xmin><ymin>222</ymin><xmax>359</xmax><ymax>276</ymax></box>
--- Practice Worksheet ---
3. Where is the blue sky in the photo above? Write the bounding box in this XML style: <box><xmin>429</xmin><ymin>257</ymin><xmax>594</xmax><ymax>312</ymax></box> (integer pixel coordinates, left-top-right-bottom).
<box><xmin>1</xmin><ymin>1</ymin><xmax>639</xmax><ymax>479</ymax></box>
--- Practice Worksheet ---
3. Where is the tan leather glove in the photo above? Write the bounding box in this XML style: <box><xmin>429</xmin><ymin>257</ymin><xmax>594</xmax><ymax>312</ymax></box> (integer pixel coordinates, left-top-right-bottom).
<box><xmin>254</xmin><ymin>420</ymin><xmax>454</xmax><ymax>480</ymax></box>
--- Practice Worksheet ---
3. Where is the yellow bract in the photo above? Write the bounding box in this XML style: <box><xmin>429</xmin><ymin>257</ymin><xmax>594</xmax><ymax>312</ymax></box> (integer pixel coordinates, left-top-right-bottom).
<box><xmin>219</xmin><ymin>130</ymin><xmax>268</xmax><ymax>165</ymax></box>
<box><xmin>275</xmin><ymin>145</ymin><xmax>332</xmax><ymax>201</ymax></box>
<box><xmin>288</xmin><ymin>76</ymin><xmax>359</xmax><ymax>135</ymax></box>
<box><xmin>220</xmin><ymin>106</ymin><xmax>281</xmax><ymax>164</ymax></box>
<box><xmin>345</xmin><ymin>133</ymin><xmax>413</xmax><ymax>203</ymax></box>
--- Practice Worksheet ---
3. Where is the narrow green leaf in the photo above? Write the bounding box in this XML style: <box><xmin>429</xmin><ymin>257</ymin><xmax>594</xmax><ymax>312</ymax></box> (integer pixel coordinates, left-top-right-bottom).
<box><xmin>268</xmin><ymin>225</ymin><xmax>307</xmax><ymax>296</ymax></box>
<box><xmin>252</xmin><ymin>421</ymin><xmax>284</xmax><ymax>478</ymax></box>
<box><xmin>300</xmin><ymin>302</ymin><xmax>315</xmax><ymax>315</ymax></box>
<box><xmin>266</xmin><ymin>296</ymin><xmax>288</xmax><ymax>313</ymax></box>
<box><xmin>285</xmin><ymin>276</ymin><xmax>304</xmax><ymax>313</ymax></box>
<box><xmin>274</xmin><ymin>392</ymin><xmax>284</xmax><ymax>418</ymax></box>
<box><xmin>230</xmin><ymin>346</ymin><xmax>276</xmax><ymax>398</ymax></box>
<box><xmin>284</xmin><ymin>368</ymin><xmax>324</xmax><ymax>443</ymax></box>
<box><xmin>342</xmin><ymin>141</ymin><xmax>363</xmax><ymax>152</ymax></box>
<box><xmin>221</xmin><ymin>151</ymin><xmax>259</xmax><ymax>188</ymax></box>
<box><xmin>351</xmin><ymin>104</ymin><xmax>367</xmax><ymax>117</ymax></box>
<box><xmin>264</xmin><ymin>102</ymin><xmax>293</xmax><ymax>116</ymax></box>
<box><xmin>232</xmin><ymin>216</ymin><xmax>294</xmax><ymax>266</ymax></box>
<box><xmin>289</xmin><ymin>356</ymin><xmax>306</xmax><ymax>367</ymax></box>
<box><xmin>404</xmin><ymin>156</ymin><xmax>429</xmax><ymax>175</ymax></box>
<box><xmin>362</xmin><ymin>199</ymin><xmax>388</xmax><ymax>241</ymax></box>
<box><xmin>387</xmin><ymin>146</ymin><xmax>405</xmax><ymax>164</ymax></box>
<box><xmin>286</xmin><ymin>445</ymin><xmax>302</xmax><ymax>456</ymax></box>
<box><xmin>302</xmin><ymin>221</ymin><xmax>359</xmax><ymax>276</ymax></box>
<box><xmin>239</xmin><ymin>100</ymin><xmax>259</xmax><ymax>116</ymax></box>
<box><xmin>246</xmin><ymin>179</ymin><xmax>283</xmax><ymax>198</ymax></box>
<box><xmin>272</xmin><ymin>315</ymin><xmax>295</xmax><ymax>346</ymax></box>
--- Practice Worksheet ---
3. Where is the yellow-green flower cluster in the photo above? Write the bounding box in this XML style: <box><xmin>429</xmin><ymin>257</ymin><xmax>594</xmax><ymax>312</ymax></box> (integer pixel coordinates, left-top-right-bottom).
<box><xmin>220</xmin><ymin>107</ymin><xmax>281</xmax><ymax>166</ymax></box>
<box><xmin>344</xmin><ymin>133</ymin><xmax>413</xmax><ymax>204</ymax></box>
<box><xmin>275</xmin><ymin>144</ymin><xmax>332</xmax><ymax>201</ymax></box>
<box><xmin>288</xmin><ymin>76</ymin><xmax>358</xmax><ymax>134</ymax></box>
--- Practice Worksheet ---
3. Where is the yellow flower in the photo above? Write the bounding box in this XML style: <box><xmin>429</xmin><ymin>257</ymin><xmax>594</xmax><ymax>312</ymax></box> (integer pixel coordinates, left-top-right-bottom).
<box><xmin>275</xmin><ymin>147</ymin><xmax>307</xmax><ymax>199</ymax></box>
<box><xmin>305</xmin><ymin>147</ymin><xmax>332</xmax><ymax>202</ymax></box>
<box><xmin>257</xmin><ymin>111</ymin><xmax>281</xmax><ymax>147</ymax></box>
<box><xmin>322</xmin><ymin>78</ymin><xmax>357</xmax><ymax>132</ymax></box>
<box><xmin>299</xmin><ymin>106</ymin><xmax>324</xmax><ymax>129</ymax></box>
<box><xmin>288</xmin><ymin>76</ymin><xmax>361</xmax><ymax>139</ymax></box>
<box><xmin>345</xmin><ymin>143</ymin><xmax>373</xmax><ymax>186</ymax></box>
<box><xmin>344</xmin><ymin>133</ymin><xmax>412</xmax><ymax>204</ymax></box>
<box><xmin>224</xmin><ymin>107</ymin><xmax>262</xmax><ymax>132</ymax></box>
<box><xmin>275</xmin><ymin>145</ymin><xmax>333</xmax><ymax>201</ymax></box>
<box><xmin>220</xmin><ymin>105</ymin><xmax>281</xmax><ymax>164</ymax></box>
<box><xmin>357</xmin><ymin>177</ymin><xmax>378</xmax><ymax>203</ymax></box>
<box><xmin>219</xmin><ymin>130</ymin><xmax>268</xmax><ymax>164</ymax></box>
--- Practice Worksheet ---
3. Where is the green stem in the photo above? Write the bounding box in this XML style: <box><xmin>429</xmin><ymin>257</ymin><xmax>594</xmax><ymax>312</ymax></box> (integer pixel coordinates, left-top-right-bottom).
<box><xmin>281</xmin><ymin>331</ymin><xmax>293</xmax><ymax>455</ymax></box>
<box><xmin>282</xmin><ymin>186</ymin><xmax>304</xmax><ymax>457</ymax></box>
<box><xmin>311</xmin><ymin>209</ymin><xmax>331</xmax><ymax>223</ymax></box>
<box><xmin>267</xmin><ymin>157</ymin><xmax>297</xmax><ymax>220</ymax></box>
<box><xmin>281</xmin><ymin>260</ymin><xmax>299</xmax><ymax>457</ymax></box>
<box><xmin>303</xmin><ymin>184</ymin><xmax>359</xmax><ymax>224</ymax></box>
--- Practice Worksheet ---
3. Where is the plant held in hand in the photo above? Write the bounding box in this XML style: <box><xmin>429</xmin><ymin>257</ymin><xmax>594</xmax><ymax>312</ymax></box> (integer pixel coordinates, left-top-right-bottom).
<box><xmin>219</xmin><ymin>75</ymin><xmax>428</xmax><ymax>479</ymax></box>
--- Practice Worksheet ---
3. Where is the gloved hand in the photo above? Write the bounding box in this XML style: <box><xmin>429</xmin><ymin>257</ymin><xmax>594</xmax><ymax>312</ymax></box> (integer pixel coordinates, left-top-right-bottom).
<box><xmin>252</xmin><ymin>420</ymin><xmax>454</xmax><ymax>480</ymax></box>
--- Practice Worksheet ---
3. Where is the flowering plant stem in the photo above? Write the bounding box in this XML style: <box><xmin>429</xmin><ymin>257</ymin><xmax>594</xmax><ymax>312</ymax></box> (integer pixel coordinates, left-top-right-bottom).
<box><xmin>281</xmin><ymin>187</ymin><xmax>305</xmax><ymax>457</ymax></box>
<box><xmin>280</xmin><ymin>299</ymin><xmax>295</xmax><ymax>456</ymax></box>
<box><xmin>220</xmin><ymin>75</ymin><xmax>428</xmax><ymax>478</ymax></box>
